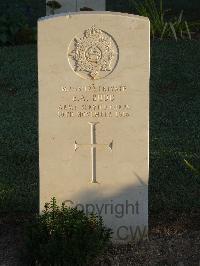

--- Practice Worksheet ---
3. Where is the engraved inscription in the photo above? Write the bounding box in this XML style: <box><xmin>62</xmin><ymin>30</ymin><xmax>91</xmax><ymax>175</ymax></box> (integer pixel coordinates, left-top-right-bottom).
<box><xmin>58</xmin><ymin>84</ymin><xmax>131</xmax><ymax>119</ymax></box>
<box><xmin>75</xmin><ymin>122</ymin><xmax>113</xmax><ymax>183</ymax></box>
<box><xmin>68</xmin><ymin>25</ymin><xmax>119</xmax><ymax>80</ymax></box>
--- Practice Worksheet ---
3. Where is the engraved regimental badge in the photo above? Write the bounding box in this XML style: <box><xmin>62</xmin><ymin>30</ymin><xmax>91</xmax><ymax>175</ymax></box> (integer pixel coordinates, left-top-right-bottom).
<box><xmin>68</xmin><ymin>25</ymin><xmax>119</xmax><ymax>80</ymax></box>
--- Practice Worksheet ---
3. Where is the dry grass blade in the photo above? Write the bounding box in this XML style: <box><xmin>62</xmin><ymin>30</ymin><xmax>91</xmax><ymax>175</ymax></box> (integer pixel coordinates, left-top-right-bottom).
<box><xmin>160</xmin><ymin>22</ymin><xmax>168</xmax><ymax>40</ymax></box>
<box><xmin>180</xmin><ymin>29</ymin><xmax>183</xmax><ymax>39</ymax></box>
<box><xmin>169</xmin><ymin>22</ymin><xmax>178</xmax><ymax>41</ymax></box>
<box><xmin>185</xmin><ymin>21</ymin><xmax>192</xmax><ymax>40</ymax></box>
<box><xmin>184</xmin><ymin>159</ymin><xmax>199</xmax><ymax>174</ymax></box>
<box><xmin>177</xmin><ymin>10</ymin><xmax>183</xmax><ymax>24</ymax></box>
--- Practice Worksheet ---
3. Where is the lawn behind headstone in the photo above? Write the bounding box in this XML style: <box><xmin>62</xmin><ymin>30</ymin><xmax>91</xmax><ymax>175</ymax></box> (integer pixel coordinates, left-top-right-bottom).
<box><xmin>0</xmin><ymin>41</ymin><xmax>199</xmax><ymax>215</ymax></box>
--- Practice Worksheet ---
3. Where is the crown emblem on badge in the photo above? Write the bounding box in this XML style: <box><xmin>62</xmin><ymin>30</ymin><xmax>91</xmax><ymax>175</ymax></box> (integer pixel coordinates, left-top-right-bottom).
<box><xmin>68</xmin><ymin>25</ymin><xmax>119</xmax><ymax>80</ymax></box>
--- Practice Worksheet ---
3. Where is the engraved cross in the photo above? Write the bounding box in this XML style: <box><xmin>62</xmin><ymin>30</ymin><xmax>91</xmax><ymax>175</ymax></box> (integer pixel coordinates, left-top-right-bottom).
<box><xmin>75</xmin><ymin>122</ymin><xmax>113</xmax><ymax>183</ymax></box>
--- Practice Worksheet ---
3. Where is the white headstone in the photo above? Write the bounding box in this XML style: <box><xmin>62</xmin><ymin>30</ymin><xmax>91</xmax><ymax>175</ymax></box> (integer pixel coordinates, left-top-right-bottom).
<box><xmin>46</xmin><ymin>0</ymin><xmax>106</xmax><ymax>15</ymax></box>
<box><xmin>38</xmin><ymin>12</ymin><xmax>150</xmax><ymax>242</ymax></box>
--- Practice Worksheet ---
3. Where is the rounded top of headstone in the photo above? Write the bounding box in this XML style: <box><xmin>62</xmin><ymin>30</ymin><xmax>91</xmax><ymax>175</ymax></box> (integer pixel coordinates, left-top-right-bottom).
<box><xmin>38</xmin><ymin>11</ymin><xmax>150</xmax><ymax>23</ymax></box>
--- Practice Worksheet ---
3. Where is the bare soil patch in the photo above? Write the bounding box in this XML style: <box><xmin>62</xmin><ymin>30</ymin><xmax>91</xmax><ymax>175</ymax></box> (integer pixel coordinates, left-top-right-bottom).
<box><xmin>0</xmin><ymin>210</ymin><xmax>199</xmax><ymax>265</ymax></box>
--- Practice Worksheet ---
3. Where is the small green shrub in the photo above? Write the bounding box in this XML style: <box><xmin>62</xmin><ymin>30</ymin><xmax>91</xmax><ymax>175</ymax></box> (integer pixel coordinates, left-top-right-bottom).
<box><xmin>23</xmin><ymin>197</ymin><xmax>112</xmax><ymax>265</ymax></box>
<box><xmin>0</xmin><ymin>16</ymin><xmax>21</xmax><ymax>45</ymax></box>
<box><xmin>0</xmin><ymin>5</ymin><xmax>37</xmax><ymax>46</ymax></box>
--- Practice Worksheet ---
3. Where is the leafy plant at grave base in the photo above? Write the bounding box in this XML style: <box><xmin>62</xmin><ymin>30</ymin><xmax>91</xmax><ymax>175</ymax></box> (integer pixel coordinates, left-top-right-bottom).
<box><xmin>22</xmin><ymin>197</ymin><xmax>112</xmax><ymax>265</ymax></box>
<box><xmin>47</xmin><ymin>0</ymin><xmax>62</xmax><ymax>15</ymax></box>
<box><xmin>132</xmin><ymin>0</ymin><xmax>192</xmax><ymax>40</ymax></box>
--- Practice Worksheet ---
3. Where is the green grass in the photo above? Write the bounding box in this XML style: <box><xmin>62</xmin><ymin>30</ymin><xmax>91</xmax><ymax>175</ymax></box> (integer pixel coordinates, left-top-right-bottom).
<box><xmin>150</xmin><ymin>40</ymin><xmax>200</xmax><ymax>213</ymax></box>
<box><xmin>0</xmin><ymin>41</ymin><xmax>199</xmax><ymax>214</ymax></box>
<box><xmin>0</xmin><ymin>45</ymin><xmax>38</xmax><ymax>212</ymax></box>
